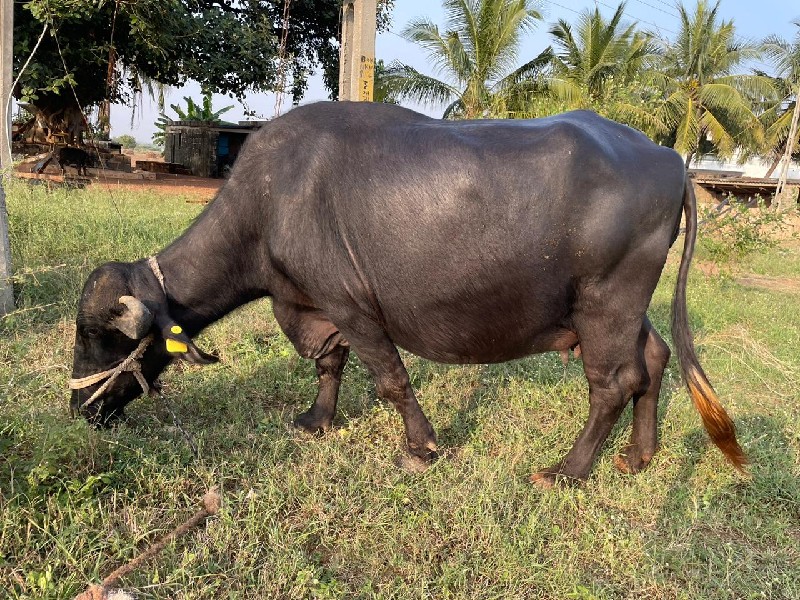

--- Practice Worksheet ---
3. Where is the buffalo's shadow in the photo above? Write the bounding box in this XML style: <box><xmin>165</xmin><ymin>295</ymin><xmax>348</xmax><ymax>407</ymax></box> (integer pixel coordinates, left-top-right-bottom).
<box><xmin>121</xmin><ymin>296</ymin><xmax>707</xmax><ymax>474</ymax></box>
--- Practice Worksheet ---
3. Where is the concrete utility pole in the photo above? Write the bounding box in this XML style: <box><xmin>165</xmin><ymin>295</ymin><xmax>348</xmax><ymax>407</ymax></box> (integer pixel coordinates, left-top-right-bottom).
<box><xmin>0</xmin><ymin>0</ymin><xmax>14</xmax><ymax>315</ymax></box>
<box><xmin>338</xmin><ymin>0</ymin><xmax>376</xmax><ymax>102</ymax></box>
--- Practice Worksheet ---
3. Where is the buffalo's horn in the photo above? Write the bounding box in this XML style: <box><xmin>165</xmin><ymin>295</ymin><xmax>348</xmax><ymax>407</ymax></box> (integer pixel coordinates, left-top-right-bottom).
<box><xmin>114</xmin><ymin>295</ymin><xmax>154</xmax><ymax>339</ymax></box>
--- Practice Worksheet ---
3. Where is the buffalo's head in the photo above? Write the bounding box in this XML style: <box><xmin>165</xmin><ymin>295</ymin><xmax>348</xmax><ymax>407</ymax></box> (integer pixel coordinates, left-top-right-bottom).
<box><xmin>70</xmin><ymin>260</ymin><xmax>217</xmax><ymax>425</ymax></box>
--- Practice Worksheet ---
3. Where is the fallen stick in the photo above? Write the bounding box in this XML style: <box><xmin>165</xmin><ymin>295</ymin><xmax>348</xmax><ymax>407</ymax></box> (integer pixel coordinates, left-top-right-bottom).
<box><xmin>74</xmin><ymin>488</ymin><xmax>221</xmax><ymax>600</ymax></box>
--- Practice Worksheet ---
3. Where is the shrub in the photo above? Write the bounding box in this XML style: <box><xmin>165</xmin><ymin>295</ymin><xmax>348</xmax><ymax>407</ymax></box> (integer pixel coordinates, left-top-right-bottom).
<box><xmin>698</xmin><ymin>195</ymin><xmax>787</xmax><ymax>261</ymax></box>
<box><xmin>112</xmin><ymin>134</ymin><xmax>137</xmax><ymax>149</ymax></box>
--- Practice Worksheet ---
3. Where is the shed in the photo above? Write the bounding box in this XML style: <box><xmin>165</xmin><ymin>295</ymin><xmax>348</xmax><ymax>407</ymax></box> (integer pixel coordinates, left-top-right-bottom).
<box><xmin>163</xmin><ymin>121</ymin><xmax>266</xmax><ymax>178</ymax></box>
<box><xmin>690</xmin><ymin>171</ymin><xmax>800</xmax><ymax>207</ymax></box>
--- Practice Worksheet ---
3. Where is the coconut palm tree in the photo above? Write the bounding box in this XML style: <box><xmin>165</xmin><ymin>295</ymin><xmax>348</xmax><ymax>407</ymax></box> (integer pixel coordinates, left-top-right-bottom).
<box><xmin>546</xmin><ymin>1</ymin><xmax>662</xmax><ymax>134</ymax></box>
<box><xmin>655</xmin><ymin>0</ymin><xmax>771</xmax><ymax>167</ymax></box>
<box><xmin>760</xmin><ymin>22</ymin><xmax>800</xmax><ymax>178</ymax></box>
<box><xmin>383</xmin><ymin>0</ymin><xmax>545</xmax><ymax>119</ymax></box>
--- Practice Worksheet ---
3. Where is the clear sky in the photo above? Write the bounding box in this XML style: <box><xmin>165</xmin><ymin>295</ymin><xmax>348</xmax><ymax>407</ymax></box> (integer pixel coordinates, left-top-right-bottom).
<box><xmin>110</xmin><ymin>0</ymin><xmax>800</xmax><ymax>144</ymax></box>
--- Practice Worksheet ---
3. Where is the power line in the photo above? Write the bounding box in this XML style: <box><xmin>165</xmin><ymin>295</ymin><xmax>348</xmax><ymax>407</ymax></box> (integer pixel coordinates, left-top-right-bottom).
<box><xmin>631</xmin><ymin>0</ymin><xmax>679</xmax><ymax>19</ymax></box>
<box><xmin>547</xmin><ymin>1</ymin><xmax>583</xmax><ymax>17</ymax></box>
<box><xmin>386</xmin><ymin>29</ymin><xmax>406</xmax><ymax>41</ymax></box>
<box><xmin>595</xmin><ymin>0</ymin><xmax>679</xmax><ymax>37</ymax></box>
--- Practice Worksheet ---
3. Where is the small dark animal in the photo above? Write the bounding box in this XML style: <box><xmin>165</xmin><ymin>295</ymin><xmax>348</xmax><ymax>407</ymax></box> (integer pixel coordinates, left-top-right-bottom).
<box><xmin>69</xmin><ymin>102</ymin><xmax>746</xmax><ymax>486</ymax></box>
<box><xmin>57</xmin><ymin>146</ymin><xmax>93</xmax><ymax>176</ymax></box>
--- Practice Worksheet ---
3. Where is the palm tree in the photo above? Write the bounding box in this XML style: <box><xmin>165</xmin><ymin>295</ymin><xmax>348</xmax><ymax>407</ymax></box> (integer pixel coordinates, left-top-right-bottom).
<box><xmin>760</xmin><ymin>22</ymin><xmax>800</xmax><ymax>179</ymax></box>
<box><xmin>655</xmin><ymin>0</ymin><xmax>771</xmax><ymax>167</ymax></box>
<box><xmin>383</xmin><ymin>0</ymin><xmax>545</xmax><ymax>119</ymax></box>
<box><xmin>546</xmin><ymin>1</ymin><xmax>662</xmax><ymax>134</ymax></box>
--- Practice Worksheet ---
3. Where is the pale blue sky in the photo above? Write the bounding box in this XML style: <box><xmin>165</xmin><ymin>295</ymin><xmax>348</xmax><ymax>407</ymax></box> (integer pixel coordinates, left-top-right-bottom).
<box><xmin>111</xmin><ymin>0</ymin><xmax>800</xmax><ymax>143</ymax></box>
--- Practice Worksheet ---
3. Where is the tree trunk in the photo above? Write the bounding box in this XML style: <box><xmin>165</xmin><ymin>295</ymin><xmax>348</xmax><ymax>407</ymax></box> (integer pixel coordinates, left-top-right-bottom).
<box><xmin>764</xmin><ymin>154</ymin><xmax>781</xmax><ymax>178</ymax></box>
<box><xmin>23</xmin><ymin>99</ymin><xmax>86</xmax><ymax>144</ymax></box>
<box><xmin>97</xmin><ymin>100</ymin><xmax>111</xmax><ymax>140</ymax></box>
<box><xmin>775</xmin><ymin>85</ymin><xmax>800</xmax><ymax>211</ymax></box>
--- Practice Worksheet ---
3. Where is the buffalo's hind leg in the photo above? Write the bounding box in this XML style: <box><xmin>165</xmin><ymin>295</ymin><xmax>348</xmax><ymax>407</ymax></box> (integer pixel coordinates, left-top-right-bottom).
<box><xmin>273</xmin><ymin>301</ymin><xmax>350</xmax><ymax>434</ymax></box>
<box><xmin>531</xmin><ymin>315</ymin><xmax>649</xmax><ymax>488</ymax></box>
<box><xmin>614</xmin><ymin>317</ymin><xmax>670</xmax><ymax>474</ymax></box>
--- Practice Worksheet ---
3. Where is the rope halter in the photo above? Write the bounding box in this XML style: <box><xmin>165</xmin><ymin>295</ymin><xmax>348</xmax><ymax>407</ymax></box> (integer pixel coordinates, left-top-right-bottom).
<box><xmin>69</xmin><ymin>335</ymin><xmax>154</xmax><ymax>412</ymax></box>
<box><xmin>69</xmin><ymin>255</ymin><xmax>167</xmax><ymax>413</ymax></box>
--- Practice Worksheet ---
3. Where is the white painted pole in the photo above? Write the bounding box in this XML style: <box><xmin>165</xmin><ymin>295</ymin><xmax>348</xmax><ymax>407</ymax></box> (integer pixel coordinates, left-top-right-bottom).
<box><xmin>0</xmin><ymin>0</ymin><xmax>14</xmax><ymax>314</ymax></box>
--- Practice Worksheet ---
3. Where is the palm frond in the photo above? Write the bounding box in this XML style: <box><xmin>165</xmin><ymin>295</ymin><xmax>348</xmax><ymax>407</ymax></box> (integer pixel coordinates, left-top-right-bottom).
<box><xmin>606</xmin><ymin>101</ymin><xmax>668</xmax><ymax>137</ymax></box>
<box><xmin>382</xmin><ymin>62</ymin><xmax>460</xmax><ymax>107</ymax></box>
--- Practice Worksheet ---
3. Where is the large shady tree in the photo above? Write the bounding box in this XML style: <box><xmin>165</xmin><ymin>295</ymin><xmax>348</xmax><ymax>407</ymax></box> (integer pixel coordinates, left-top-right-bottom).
<box><xmin>383</xmin><ymin>0</ymin><xmax>546</xmax><ymax>119</ymax></box>
<box><xmin>13</xmin><ymin>0</ymin><xmax>393</xmax><ymax>139</ymax></box>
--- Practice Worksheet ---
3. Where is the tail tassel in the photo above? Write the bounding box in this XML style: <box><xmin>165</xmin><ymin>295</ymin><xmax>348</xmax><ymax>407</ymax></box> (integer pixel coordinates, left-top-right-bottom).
<box><xmin>687</xmin><ymin>366</ymin><xmax>748</xmax><ymax>473</ymax></box>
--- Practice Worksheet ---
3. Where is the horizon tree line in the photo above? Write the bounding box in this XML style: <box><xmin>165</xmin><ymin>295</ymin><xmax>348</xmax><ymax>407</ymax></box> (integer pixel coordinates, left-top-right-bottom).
<box><xmin>380</xmin><ymin>0</ymin><xmax>800</xmax><ymax>171</ymax></box>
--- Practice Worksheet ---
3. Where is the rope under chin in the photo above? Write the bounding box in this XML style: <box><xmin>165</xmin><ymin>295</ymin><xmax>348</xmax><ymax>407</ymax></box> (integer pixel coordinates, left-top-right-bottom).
<box><xmin>69</xmin><ymin>335</ymin><xmax>154</xmax><ymax>412</ymax></box>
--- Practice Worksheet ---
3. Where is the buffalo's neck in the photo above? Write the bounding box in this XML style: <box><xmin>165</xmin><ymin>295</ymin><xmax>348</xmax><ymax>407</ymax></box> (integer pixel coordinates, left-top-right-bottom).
<box><xmin>155</xmin><ymin>190</ymin><xmax>271</xmax><ymax>335</ymax></box>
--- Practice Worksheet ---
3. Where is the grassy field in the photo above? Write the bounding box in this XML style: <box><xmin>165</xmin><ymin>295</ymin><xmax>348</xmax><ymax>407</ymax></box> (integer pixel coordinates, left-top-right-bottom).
<box><xmin>1</xmin><ymin>181</ymin><xmax>798</xmax><ymax>599</ymax></box>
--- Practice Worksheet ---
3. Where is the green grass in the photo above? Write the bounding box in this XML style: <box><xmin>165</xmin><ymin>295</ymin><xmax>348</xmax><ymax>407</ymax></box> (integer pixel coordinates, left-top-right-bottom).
<box><xmin>1</xmin><ymin>180</ymin><xmax>798</xmax><ymax>599</ymax></box>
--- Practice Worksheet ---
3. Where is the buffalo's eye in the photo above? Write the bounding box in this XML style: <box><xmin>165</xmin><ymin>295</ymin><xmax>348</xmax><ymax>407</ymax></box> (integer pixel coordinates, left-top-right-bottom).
<box><xmin>83</xmin><ymin>326</ymin><xmax>101</xmax><ymax>338</ymax></box>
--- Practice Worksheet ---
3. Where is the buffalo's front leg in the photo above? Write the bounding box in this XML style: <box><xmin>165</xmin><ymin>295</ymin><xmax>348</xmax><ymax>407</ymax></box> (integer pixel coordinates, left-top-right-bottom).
<box><xmin>334</xmin><ymin>318</ymin><xmax>438</xmax><ymax>469</ymax></box>
<box><xmin>294</xmin><ymin>345</ymin><xmax>349</xmax><ymax>434</ymax></box>
<box><xmin>273</xmin><ymin>301</ymin><xmax>350</xmax><ymax>433</ymax></box>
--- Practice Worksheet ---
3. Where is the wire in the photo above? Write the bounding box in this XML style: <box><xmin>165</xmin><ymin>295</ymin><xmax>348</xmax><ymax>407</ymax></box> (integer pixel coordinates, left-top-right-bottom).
<box><xmin>547</xmin><ymin>1</ymin><xmax>582</xmax><ymax>17</ymax></box>
<box><xmin>6</xmin><ymin>21</ymin><xmax>49</xmax><ymax>161</ymax></box>
<box><xmin>595</xmin><ymin>0</ymin><xmax>678</xmax><ymax>37</ymax></box>
<box><xmin>631</xmin><ymin>0</ymin><xmax>679</xmax><ymax>19</ymax></box>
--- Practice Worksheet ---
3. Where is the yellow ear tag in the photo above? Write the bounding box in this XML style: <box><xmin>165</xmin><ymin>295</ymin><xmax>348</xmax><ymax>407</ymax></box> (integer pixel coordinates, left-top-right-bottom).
<box><xmin>166</xmin><ymin>338</ymin><xmax>188</xmax><ymax>353</ymax></box>
<box><xmin>170</xmin><ymin>325</ymin><xmax>183</xmax><ymax>334</ymax></box>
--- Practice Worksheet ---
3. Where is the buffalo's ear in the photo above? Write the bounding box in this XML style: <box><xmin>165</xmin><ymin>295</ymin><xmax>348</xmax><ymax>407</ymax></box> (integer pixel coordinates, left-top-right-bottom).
<box><xmin>159</xmin><ymin>319</ymin><xmax>219</xmax><ymax>365</ymax></box>
<box><xmin>183</xmin><ymin>343</ymin><xmax>219</xmax><ymax>365</ymax></box>
<box><xmin>113</xmin><ymin>296</ymin><xmax>154</xmax><ymax>339</ymax></box>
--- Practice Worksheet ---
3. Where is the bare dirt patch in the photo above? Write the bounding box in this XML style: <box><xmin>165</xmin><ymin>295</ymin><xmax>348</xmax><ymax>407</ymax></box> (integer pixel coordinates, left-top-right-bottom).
<box><xmin>768</xmin><ymin>211</ymin><xmax>800</xmax><ymax>245</ymax></box>
<box><xmin>694</xmin><ymin>261</ymin><xmax>721</xmax><ymax>277</ymax></box>
<box><xmin>16</xmin><ymin>170</ymin><xmax>223</xmax><ymax>202</ymax></box>
<box><xmin>735</xmin><ymin>274</ymin><xmax>800</xmax><ymax>294</ymax></box>
<box><xmin>93</xmin><ymin>173</ymin><xmax>222</xmax><ymax>202</ymax></box>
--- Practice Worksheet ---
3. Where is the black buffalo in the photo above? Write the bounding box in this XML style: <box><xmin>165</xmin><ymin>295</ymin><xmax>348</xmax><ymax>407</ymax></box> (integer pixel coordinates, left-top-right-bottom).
<box><xmin>69</xmin><ymin>102</ymin><xmax>746</xmax><ymax>486</ymax></box>
<box><xmin>57</xmin><ymin>146</ymin><xmax>94</xmax><ymax>176</ymax></box>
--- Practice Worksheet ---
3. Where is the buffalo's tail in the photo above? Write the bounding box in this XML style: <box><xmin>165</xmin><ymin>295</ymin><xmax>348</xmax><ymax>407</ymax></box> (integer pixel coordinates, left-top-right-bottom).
<box><xmin>671</xmin><ymin>177</ymin><xmax>748</xmax><ymax>472</ymax></box>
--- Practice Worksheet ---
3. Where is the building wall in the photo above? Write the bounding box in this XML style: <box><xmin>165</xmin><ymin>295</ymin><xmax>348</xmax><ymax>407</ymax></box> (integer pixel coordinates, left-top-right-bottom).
<box><xmin>164</xmin><ymin>122</ymin><xmax>219</xmax><ymax>177</ymax></box>
<box><xmin>692</xmin><ymin>154</ymin><xmax>800</xmax><ymax>179</ymax></box>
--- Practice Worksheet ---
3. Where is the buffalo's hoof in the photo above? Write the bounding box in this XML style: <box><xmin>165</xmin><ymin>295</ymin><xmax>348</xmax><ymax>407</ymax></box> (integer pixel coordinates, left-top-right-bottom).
<box><xmin>396</xmin><ymin>442</ymin><xmax>439</xmax><ymax>473</ymax></box>
<box><xmin>613</xmin><ymin>444</ymin><xmax>654</xmax><ymax>475</ymax></box>
<box><xmin>293</xmin><ymin>411</ymin><xmax>331</xmax><ymax>436</ymax></box>
<box><xmin>529</xmin><ymin>465</ymin><xmax>582</xmax><ymax>489</ymax></box>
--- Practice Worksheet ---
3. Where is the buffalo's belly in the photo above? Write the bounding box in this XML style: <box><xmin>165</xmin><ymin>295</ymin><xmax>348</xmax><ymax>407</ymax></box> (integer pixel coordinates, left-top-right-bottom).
<box><xmin>382</xmin><ymin>300</ymin><xmax>576</xmax><ymax>364</ymax></box>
